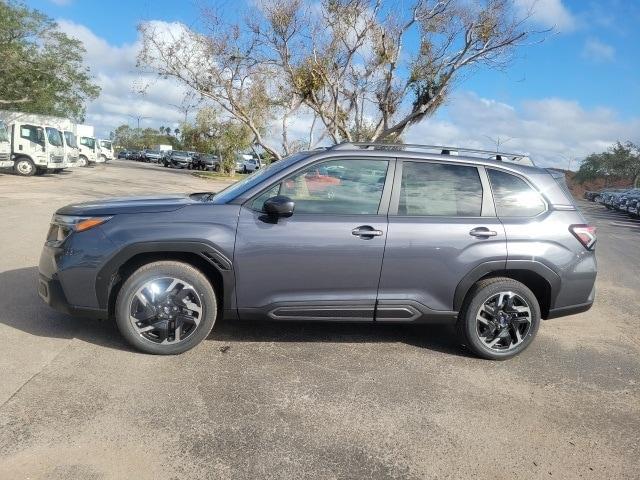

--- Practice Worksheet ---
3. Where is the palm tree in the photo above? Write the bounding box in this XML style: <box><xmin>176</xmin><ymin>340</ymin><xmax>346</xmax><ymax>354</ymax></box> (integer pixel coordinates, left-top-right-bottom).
<box><xmin>174</xmin><ymin>128</ymin><xmax>180</xmax><ymax>137</ymax></box>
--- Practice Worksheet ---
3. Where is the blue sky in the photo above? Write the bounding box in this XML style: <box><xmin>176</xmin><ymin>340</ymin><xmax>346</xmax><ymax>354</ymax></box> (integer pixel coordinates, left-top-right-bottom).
<box><xmin>28</xmin><ymin>0</ymin><xmax>640</xmax><ymax>167</ymax></box>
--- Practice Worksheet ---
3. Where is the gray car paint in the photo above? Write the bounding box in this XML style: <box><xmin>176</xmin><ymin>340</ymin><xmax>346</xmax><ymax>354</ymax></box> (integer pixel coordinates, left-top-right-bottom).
<box><xmin>39</xmin><ymin>147</ymin><xmax>597</xmax><ymax>325</ymax></box>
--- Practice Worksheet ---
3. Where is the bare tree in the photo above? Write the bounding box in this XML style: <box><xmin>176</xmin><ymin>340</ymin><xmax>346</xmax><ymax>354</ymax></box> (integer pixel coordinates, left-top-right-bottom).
<box><xmin>138</xmin><ymin>0</ymin><xmax>545</xmax><ymax>155</ymax></box>
<box><xmin>258</xmin><ymin>0</ymin><xmax>545</xmax><ymax>142</ymax></box>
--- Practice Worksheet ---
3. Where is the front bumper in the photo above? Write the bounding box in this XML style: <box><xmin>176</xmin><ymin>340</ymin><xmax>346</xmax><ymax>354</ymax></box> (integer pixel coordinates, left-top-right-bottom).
<box><xmin>38</xmin><ymin>273</ymin><xmax>106</xmax><ymax>319</ymax></box>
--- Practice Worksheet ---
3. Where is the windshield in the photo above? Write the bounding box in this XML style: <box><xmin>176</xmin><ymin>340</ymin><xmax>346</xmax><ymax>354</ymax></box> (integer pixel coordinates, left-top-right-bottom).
<box><xmin>63</xmin><ymin>131</ymin><xmax>77</xmax><ymax>148</ymax></box>
<box><xmin>0</xmin><ymin>121</ymin><xmax>8</xmax><ymax>143</ymax></box>
<box><xmin>213</xmin><ymin>152</ymin><xmax>310</xmax><ymax>204</ymax></box>
<box><xmin>101</xmin><ymin>140</ymin><xmax>112</xmax><ymax>149</ymax></box>
<box><xmin>46</xmin><ymin>127</ymin><xmax>63</xmax><ymax>147</ymax></box>
<box><xmin>81</xmin><ymin>137</ymin><xmax>96</xmax><ymax>149</ymax></box>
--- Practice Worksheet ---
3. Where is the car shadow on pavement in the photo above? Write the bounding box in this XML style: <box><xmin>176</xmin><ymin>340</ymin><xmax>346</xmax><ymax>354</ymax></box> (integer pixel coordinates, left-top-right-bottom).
<box><xmin>0</xmin><ymin>266</ymin><xmax>470</xmax><ymax>358</ymax></box>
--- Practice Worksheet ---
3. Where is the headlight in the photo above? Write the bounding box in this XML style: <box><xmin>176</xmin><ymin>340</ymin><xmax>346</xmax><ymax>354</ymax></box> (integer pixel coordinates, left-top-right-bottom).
<box><xmin>46</xmin><ymin>215</ymin><xmax>112</xmax><ymax>245</ymax></box>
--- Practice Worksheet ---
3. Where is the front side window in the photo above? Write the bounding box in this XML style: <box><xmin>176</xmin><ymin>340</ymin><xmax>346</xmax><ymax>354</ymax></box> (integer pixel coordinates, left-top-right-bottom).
<box><xmin>398</xmin><ymin>162</ymin><xmax>483</xmax><ymax>216</ymax></box>
<box><xmin>101</xmin><ymin>140</ymin><xmax>112</xmax><ymax>149</ymax></box>
<box><xmin>64</xmin><ymin>131</ymin><xmax>77</xmax><ymax>148</ymax></box>
<box><xmin>20</xmin><ymin>125</ymin><xmax>44</xmax><ymax>145</ymax></box>
<box><xmin>488</xmin><ymin>169</ymin><xmax>546</xmax><ymax>217</ymax></box>
<box><xmin>46</xmin><ymin>127</ymin><xmax>62</xmax><ymax>146</ymax></box>
<box><xmin>252</xmin><ymin>159</ymin><xmax>389</xmax><ymax>215</ymax></box>
<box><xmin>0</xmin><ymin>121</ymin><xmax>8</xmax><ymax>142</ymax></box>
<box><xmin>80</xmin><ymin>137</ymin><xmax>95</xmax><ymax>149</ymax></box>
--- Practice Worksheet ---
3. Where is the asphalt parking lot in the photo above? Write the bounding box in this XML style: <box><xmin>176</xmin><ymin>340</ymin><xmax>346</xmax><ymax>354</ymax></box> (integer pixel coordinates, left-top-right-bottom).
<box><xmin>0</xmin><ymin>160</ymin><xmax>638</xmax><ymax>479</ymax></box>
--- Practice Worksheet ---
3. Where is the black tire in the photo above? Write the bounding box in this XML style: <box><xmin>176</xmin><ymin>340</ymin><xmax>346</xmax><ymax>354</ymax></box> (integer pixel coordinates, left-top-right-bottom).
<box><xmin>214</xmin><ymin>164</ymin><xmax>220</xmax><ymax>172</ymax></box>
<box><xmin>115</xmin><ymin>261</ymin><xmax>217</xmax><ymax>355</ymax></box>
<box><xmin>14</xmin><ymin>157</ymin><xmax>36</xmax><ymax>176</ymax></box>
<box><xmin>456</xmin><ymin>277</ymin><xmax>540</xmax><ymax>360</ymax></box>
<box><xmin>243</xmin><ymin>166</ymin><xmax>247</xmax><ymax>173</ymax></box>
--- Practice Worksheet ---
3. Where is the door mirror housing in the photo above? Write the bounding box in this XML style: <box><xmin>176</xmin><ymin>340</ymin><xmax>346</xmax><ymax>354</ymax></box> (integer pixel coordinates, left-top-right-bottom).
<box><xmin>264</xmin><ymin>195</ymin><xmax>295</xmax><ymax>218</ymax></box>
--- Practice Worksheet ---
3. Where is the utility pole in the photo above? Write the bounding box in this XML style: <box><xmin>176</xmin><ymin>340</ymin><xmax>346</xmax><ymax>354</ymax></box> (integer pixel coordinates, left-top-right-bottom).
<box><xmin>128</xmin><ymin>114</ymin><xmax>150</xmax><ymax>130</ymax></box>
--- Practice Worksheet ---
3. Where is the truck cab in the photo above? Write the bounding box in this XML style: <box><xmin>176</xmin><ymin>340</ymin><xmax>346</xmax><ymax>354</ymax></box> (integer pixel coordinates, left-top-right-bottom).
<box><xmin>7</xmin><ymin>122</ymin><xmax>65</xmax><ymax>176</ymax></box>
<box><xmin>97</xmin><ymin>139</ymin><xmax>114</xmax><ymax>162</ymax></box>
<box><xmin>63</xmin><ymin>130</ymin><xmax>80</xmax><ymax>168</ymax></box>
<box><xmin>78</xmin><ymin>136</ymin><xmax>97</xmax><ymax>166</ymax></box>
<box><xmin>0</xmin><ymin>121</ymin><xmax>12</xmax><ymax>171</ymax></box>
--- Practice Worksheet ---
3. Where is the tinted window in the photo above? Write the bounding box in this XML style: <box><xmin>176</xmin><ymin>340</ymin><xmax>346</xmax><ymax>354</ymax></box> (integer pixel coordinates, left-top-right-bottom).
<box><xmin>254</xmin><ymin>159</ymin><xmax>389</xmax><ymax>214</ymax></box>
<box><xmin>399</xmin><ymin>162</ymin><xmax>483</xmax><ymax>216</ymax></box>
<box><xmin>488</xmin><ymin>169</ymin><xmax>546</xmax><ymax>217</ymax></box>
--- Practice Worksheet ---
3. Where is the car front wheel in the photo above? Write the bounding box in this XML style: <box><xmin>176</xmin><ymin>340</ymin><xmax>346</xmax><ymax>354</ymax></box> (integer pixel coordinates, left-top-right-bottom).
<box><xmin>14</xmin><ymin>158</ymin><xmax>36</xmax><ymax>176</ymax></box>
<box><xmin>115</xmin><ymin>261</ymin><xmax>217</xmax><ymax>355</ymax></box>
<box><xmin>457</xmin><ymin>277</ymin><xmax>540</xmax><ymax>360</ymax></box>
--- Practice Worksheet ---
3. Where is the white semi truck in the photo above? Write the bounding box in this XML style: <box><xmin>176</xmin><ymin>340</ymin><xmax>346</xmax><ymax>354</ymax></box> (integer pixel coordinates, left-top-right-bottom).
<box><xmin>0</xmin><ymin>110</ymin><xmax>66</xmax><ymax>176</ymax></box>
<box><xmin>76</xmin><ymin>124</ymin><xmax>98</xmax><ymax>166</ymax></box>
<box><xmin>97</xmin><ymin>139</ymin><xmax>114</xmax><ymax>162</ymax></box>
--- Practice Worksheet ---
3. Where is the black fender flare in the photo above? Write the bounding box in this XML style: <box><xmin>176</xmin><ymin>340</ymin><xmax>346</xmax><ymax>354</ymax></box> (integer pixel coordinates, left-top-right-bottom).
<box><xmin>453</xmin><ymin>260</ymin><xmax>561</xmax><ymax>311</ymax></box>
<box><xmin>95</xmin><ymin>240</ymin><xmax>233</xmax><ymax>311</ymax></box>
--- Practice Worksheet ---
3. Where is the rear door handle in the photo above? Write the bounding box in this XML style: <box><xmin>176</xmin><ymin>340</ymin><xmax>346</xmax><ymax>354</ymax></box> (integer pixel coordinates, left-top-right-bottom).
<box><xmin>469</xmin><ymin>227</ymin><xmax>498</xmax><ymax>238</ymax></box>
<box><xmin>352</xmin><ymin>226</ymin><xmax>383</xmax><ymax>238</ymax></box>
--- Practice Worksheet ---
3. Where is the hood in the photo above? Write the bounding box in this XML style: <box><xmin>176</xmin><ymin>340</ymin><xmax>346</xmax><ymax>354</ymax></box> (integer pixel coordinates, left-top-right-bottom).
<box><xmin>56</xmin><ymin>193</ymin><xmax>214</xmax><ymax>216</ymax></box>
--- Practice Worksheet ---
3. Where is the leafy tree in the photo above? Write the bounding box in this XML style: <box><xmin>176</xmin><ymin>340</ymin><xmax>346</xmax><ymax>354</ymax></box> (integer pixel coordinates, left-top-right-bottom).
<box><xmin>111</xmin><ymin>124</ymin><xmax>178</xmax><ymax>150</ymax></box>
<box><xmin>575</xmin><ymin>142</ymin><xmax>640</xmax><ymax>187</ymax></box>
<box><xmin>0</xmin><ymin>0</ymin><xmax>100</xmax><ymax>121</ymax></box>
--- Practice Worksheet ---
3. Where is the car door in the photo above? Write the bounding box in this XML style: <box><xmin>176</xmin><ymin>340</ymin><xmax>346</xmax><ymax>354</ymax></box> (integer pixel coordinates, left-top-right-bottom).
<box><xmin>234</xmin><ymin>157</ymin><xmax>394</xmax><ymax>321</ymax></box>
<box><xmin>377</xmin><ymin>159</ymin><xmax>507</xmax><ymax>321</ymax></box>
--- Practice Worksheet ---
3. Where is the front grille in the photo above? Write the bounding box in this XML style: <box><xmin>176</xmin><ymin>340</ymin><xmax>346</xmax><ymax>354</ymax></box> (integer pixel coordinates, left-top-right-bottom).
<box><xmin>51</xmin><ymin>155</ymin><xmax>64</xmax><ymax>164</ymax></box>
<box><xmin>0</xmin><ymin>152</ymin><xmax>9</xmax><ymax>161</ymax></box>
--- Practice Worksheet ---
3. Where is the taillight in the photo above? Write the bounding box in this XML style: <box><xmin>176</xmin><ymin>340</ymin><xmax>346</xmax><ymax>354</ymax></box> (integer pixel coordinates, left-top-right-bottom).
<box><xmin>569</xmin><ymin>224</ymin><xmax>597</xmax><ymax>250</ymax></box>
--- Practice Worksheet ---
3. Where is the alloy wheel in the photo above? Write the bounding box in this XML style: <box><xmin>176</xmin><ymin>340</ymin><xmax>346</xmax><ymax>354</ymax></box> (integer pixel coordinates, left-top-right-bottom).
<box><xmin>475</xmin><ymin>291</ymin><xmax>532</xmax><ymax>351</ymax></box>
<box><xmin>129</xmin><ymin>277</ymin><xmax>203</xmax><ymax>345</ymax></box>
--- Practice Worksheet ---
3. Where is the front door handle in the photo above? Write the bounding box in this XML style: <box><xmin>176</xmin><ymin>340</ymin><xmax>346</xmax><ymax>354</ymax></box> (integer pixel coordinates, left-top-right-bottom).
<box><xmin>352</xmin><ymin>226</ymin><xmax>383</xmax><ymax>238</ymax></box>
<box><xmin>469</xmin><ymin>227</ymin><xmax>498</xmax><ymax>238</ymax></box>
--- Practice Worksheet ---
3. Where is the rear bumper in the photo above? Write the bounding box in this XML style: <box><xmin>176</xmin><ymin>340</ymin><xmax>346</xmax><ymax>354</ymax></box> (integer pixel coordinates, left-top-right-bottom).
<box><xmin>546</xmin><ymin>285</ymin><xmax>595</xmax><ymax>320</ymax></box>
<box><xmin>38</xmin><ymin>273</ymin><xmax>106</xmax><ymax>319</ymax></box>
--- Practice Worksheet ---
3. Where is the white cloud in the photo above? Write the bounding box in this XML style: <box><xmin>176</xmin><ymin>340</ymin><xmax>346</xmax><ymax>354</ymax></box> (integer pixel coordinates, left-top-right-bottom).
<box><xmin>404</xmin><ymin>92</ymin><xmax>639</xmax><ymax>169</ymax></box>
<box><xmin>514</xmin><ymin>0</ymin><xmax>577</xmax><ymax>32</ymax></box>
<box><xmin>57</xmin><ymin>20</ymin><xmax>193</xmax><ymax>138</ymax></box>
<box><xmin>582</xmin><ymin>38</ymin><xmax>615</xmax><ymax>63</ymax></box>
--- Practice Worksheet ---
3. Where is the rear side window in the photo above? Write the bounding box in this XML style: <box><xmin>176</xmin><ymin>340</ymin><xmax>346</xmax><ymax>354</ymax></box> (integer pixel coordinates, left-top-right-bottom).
<box><xmin>398</xmin><ymin>162</ymin><xmax>483</xmax><ymax>216</ymax></box>
<box><xmin>488</xmin><ymin>169</ymin><xmax>546</xmax><ymax>217</ymax></box>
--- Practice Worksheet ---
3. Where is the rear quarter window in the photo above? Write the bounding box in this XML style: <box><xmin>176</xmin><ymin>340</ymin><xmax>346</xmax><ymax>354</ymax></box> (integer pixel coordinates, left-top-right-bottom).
<box><xmin>488</xmin><ymin>169</ymin><xmax>546</xmax><ymax>217</ymax></box>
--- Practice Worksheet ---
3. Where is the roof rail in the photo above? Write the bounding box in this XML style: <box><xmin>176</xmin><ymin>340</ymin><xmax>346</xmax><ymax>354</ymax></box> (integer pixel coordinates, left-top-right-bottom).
<box><xmin>330</xmin><ymin>142</ymin><xmax>535</xmax><ymax>166</ymax></box>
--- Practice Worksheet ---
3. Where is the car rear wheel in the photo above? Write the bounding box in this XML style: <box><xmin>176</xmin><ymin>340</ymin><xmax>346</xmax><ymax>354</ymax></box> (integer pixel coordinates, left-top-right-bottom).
<box><xmin>457</xmin><ymin>277</ymin><xmax>540</xmax><ymax>360</ymax></box>
<box><xmin>115</xmin><ymin>261</ymin><xmax>217</xmax><ymax>355</ymax></box>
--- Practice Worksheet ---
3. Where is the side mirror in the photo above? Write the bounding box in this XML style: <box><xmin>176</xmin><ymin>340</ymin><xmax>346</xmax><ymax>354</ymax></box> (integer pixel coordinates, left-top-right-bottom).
<box><xmin>264</xmin><ymin>195</ymin><xmax>295</xmax><ymax>218</ymax></box>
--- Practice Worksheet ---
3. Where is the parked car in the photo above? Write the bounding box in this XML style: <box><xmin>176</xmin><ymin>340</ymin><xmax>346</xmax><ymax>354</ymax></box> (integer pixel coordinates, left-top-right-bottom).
<box><xmin>117</xmin><ymin>150</ymin><xmax>129</xmax><ymax>159</ymax></box>
<box><xmin>142</xmin><ymin>149</ymin><xmax>165</xmax><ymax>163</ymax></box>
<box><xmin>194</xmin><ymin>154</ymin><xmax>220</xmax><ymax>171</ymax></box>
<box><xmin>615</xmin><ymin>189</ymin><xmax>640</xmax><ymax>212</ymax></box>
<box><xmin>125</xmin><ymin>150</ymin><xmax>142</xmax><ymax>161</ymax></box>
<box><xmin>236</xmin><ymin>154</ymin><xmax>260</xmax><ymax>173</ymax></box>
<box><xmin>583</xmin><ymin>189</ymin><xmax>606</xmax><ymax>202</ymax></box>
<box><xmin>37</xmin><ymin>142</ymin><xmax>597</xmax><ymax>359</ymax></box>
<box><xmin>627</xmin><ymin>197</ymin><xmax>640</xmax><ymax>217</ymax></box>
<box><xmin>164</xmin><ymin>150</ymin><xmax>194</xmax><ymax>169</ymax></box>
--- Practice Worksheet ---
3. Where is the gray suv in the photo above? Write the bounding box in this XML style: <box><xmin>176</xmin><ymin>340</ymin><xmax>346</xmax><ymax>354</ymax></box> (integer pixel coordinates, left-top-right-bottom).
<box><xmin>38</xmin><ymin>143</ymin><xmax>597</xmax><ymax>359</ymax></box>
